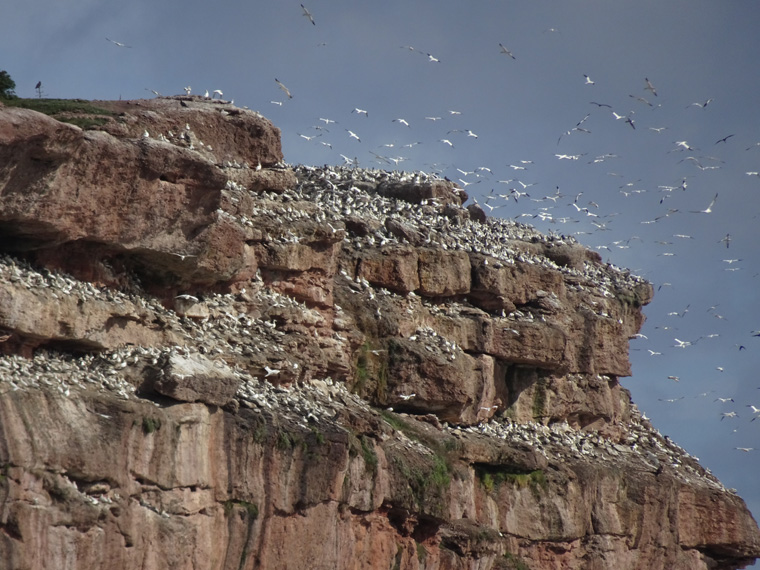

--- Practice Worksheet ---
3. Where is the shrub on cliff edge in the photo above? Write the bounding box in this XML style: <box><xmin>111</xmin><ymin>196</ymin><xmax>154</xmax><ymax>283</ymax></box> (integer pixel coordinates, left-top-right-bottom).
<box><xmin>0</xmin><ymin>70</ymin><xmax>17</xmax><ymax>99</ymax></box>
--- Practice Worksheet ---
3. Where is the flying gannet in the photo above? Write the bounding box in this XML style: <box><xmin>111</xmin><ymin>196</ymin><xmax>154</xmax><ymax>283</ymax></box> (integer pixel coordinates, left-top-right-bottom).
<box><xmin>690</xmin><ymin>193</ymin><xmax>718</xmax><ymax>214</ymax></box>
<box><xmin>498</xmin><ymin>43</ymin><xmax>516</xmax><ymax>59</ymax></box>
<box><xmin>644</xmin><ymin>77</ymin><xmax>657</xmax><ymax>96</ymax></box>
<box><xmin>275</xmin><ymin>79</ymin><xmax>292</xmax><ymax>99</ymax></box>
<box><xmin>106</xmin><ymin>37</ymin><xmax>131</xmax><ymax>48</ymax></box>
<box><xmin>300</xmin><ymin>4</ymin><xmax>316</xmax><ymax>25</ymax></box>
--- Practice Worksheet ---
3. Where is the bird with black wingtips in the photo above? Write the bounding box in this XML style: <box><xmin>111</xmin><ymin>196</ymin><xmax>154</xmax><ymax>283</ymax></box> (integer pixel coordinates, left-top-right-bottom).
<box><xmin>106</xmin><ymin>37</ymin><xmax>131</xmax><ymax>48</ymax></box>
<box><xmin>275</xmin><ymin>78</ymin><xmax>292</xmax><ymax>99</ymax></box>
<box><xmin>300</xmin><ymin>4</ymin><xmax>315</xmax><ymax>25</ymax></box>
<box><xmin>498</xmin><ymin>43</ymin><xmax>516</xmax><ymax>59</ymax></box>
<box><xmin>690</xmin><ymin>193</ymin><xmax>718</xmax><ymax>214</ymax></box>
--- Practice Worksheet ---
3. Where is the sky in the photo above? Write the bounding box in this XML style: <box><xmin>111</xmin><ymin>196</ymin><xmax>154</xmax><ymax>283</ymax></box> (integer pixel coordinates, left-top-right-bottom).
<box><xmin>3</xmin><ymin>0</ymin><xmax>760</xmax><ymax>532</ymax></box>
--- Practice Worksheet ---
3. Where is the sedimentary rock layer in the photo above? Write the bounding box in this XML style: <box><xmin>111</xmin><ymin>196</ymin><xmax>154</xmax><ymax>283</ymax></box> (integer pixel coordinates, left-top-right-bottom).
<box><xmin>0</xmin><ymin>98</ymin><xmax>757</xmax><ymax>570</ymax></box>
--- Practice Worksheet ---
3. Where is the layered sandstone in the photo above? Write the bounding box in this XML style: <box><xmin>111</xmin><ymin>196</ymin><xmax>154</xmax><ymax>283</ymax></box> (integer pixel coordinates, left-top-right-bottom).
<box><xmin>0</xmin><ymin>98</ymin><xmax>758</xmax><ymax>570</ymax></box>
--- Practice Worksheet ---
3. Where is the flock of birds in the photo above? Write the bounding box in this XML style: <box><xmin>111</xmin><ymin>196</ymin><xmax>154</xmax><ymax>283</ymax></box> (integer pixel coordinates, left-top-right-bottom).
<box><xmin>0</xmin><ymin>164</ymin><xmax>737</xmax><ymax>499</ymax></box>
<box><xmin>104</xmin><ymin>5</ymin><xmax>760</xmax><ymax>454</ymax></box>
<box><xmin>198</xmin><ymin>5</ymin><xmax>760</xmax><ymax>459</ymax></box>
<box><xmin>63</xmin><ymin>5</ymin><xmax>760</xmax><ymax>511</ymax></box>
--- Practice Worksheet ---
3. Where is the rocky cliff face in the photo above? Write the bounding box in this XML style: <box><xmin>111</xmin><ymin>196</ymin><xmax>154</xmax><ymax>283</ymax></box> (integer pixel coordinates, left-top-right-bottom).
<box><xmin>0</xmin><ymin>96</ymin><xmax>758</xmax><ymax>570</ymax></box>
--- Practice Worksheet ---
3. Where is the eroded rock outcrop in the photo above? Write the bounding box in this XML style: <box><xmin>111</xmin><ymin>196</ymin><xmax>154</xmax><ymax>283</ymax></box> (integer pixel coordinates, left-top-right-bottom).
<box><xmin>0</xmin><ymin>98</ymin><xmax>758</xmax><ymax>570</ymax></box>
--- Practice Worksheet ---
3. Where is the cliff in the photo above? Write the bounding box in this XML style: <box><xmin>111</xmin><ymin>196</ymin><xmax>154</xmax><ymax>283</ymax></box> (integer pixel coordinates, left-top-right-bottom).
<box><xmin>0</xmin><ymin>96</ymin><xmax>758</xmax><ymax>570</ymax></box>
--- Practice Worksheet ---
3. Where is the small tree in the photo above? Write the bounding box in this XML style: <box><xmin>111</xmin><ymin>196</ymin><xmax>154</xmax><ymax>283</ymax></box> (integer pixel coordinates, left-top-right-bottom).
<box><xmin>0</xmin><ymin>70</ymin><xmax>17</xmax><ymax>99</ymax></box>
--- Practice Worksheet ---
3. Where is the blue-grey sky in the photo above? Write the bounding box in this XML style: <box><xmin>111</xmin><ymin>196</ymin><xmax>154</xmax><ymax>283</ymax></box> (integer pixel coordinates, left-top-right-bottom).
<box><xmin>4</xmin><ymin>1</ymin><xmax>760</xmax><ymax>528</ymax></box>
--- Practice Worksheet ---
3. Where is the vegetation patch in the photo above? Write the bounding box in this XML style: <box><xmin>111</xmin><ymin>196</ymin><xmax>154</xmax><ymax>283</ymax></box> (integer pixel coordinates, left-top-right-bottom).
<box><xmin>353</xmin><ymin>341</ymin><xmax>389</xmax><ymax>401</ymax></box>
<box><xmin>223</xmin><ymin>499</ymin><xmax>259</xmax><ymax>519</ymax></box>
<box><xmin>308</xmin><ymin>425</ymin><xmax>325</xmax><ymax>446</ymax></box>
<box><xmin>416</xmin><ymin>541</ymin><xmax>428</xmax><ymax>564</ymax></box>
<box><xmin>616</xmin><ymin>286</ymin><xmax>646</xmax><ymax>308</ymax></box>
<box><xmin>495</xmin><ymin>552</ymin><xmax>532</xmax><ymax>570</ymax></box>
<box><xmin>531</xmin><ymin>376</ymin><xmax>547</xmax><ymax>420</ymax></box>
<box><xmin>141</xmin><ymin>417</ymin><xmax>162</xmax><ymax>434</ymax></box>
<box><xmin>360</xmin><ymin>435</ymin><xmax>378</xmax><ymax>474</ymax></box>
<box><xmin>475</xmin><ymin>463</ymin><xmax>547</xmax><ymax>496</ymax></box>
<box><xmin>276</xmin><ymin>429</ymin><xmax>303</xmax><ymax>450</ymax></box>
<box><xmin>380</xmin><ymin>409</ymin><xmax>408</xmax><ymax>432</ymax></box>
<box><xmin>251</xmin><ymin>420</ymin><xmax>268</xmax><ymax>444</ymax></box>
<box><xmin>391</xmin><ymin>451</ymin><xmax>451</xmax><ymax>515</ymax></box>
<box><xmin>355</xmin><ymin>342</ymin><xmax>370</xmax><ymax>392</ymax></box>
<box><xmin>380</xmin><ymin>408</ymin><xmax>464</xmax><ymax>508</ymax></box>
<box><xmin>1</xmin><ymin>98</ymin><xmax>116</xmax><ymax>129</ymax></box>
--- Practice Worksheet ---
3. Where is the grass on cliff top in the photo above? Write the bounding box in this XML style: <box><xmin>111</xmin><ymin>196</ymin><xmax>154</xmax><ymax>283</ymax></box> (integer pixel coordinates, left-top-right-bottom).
<box><xmin>1</xmin><ymin>97</ymin><xmax>115</xmax><ymax>128</ymax></box>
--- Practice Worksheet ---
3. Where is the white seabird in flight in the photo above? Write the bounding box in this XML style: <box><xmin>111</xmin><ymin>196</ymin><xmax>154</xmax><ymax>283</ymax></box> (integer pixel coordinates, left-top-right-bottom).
<box><xmin>106</xmin><ymin>37</ymin><xmax>131</xmax><ymax>48</ymax></box>
<box><xmin>690</xmin><ymin>193</ymin><xmax>718</xmax><ymax>214</ymax></box>
<box><xmin>644</xmin><ymin>77</ymin><xmax>657</xmax><ymax>96</ymax></box>
<box><xmin>583</xmin><ymin>74</ymin><xmax>595</xmax><ymax>85</ymax></box>
<box><xmin>275</xmin><ymin>79</ymin><xmax>292</xmax><ymax>99</ymax></box>
<box><xmin>629</xmin><ymin>94</ymin><xmax>653</xmax><ymax>107</ymax></box>
<box><xmin>672</xmin><ymin>140</ymin><xmax>696</xmax><ymax>152</ymax></box>
<box><xmin>498</xmin><ymin>43</ymin><xmax>516</xmax><ymax>59</ymax></box>
<box><xmin>300</xmin><ymin>4</ymin><xmax>316</xmax><ymax>25</ymax></box>
<box><xmin>687</xmin><ymin>98</ymin><xmax>714</xmax><ymax>109</ymax></box>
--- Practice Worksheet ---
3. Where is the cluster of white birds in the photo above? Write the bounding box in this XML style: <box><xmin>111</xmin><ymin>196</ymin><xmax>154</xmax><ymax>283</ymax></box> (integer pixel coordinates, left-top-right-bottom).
<box><xmin>79</xmin><ymin>4</ymin><xmax>760</xmax><ymax>515</ymax></box>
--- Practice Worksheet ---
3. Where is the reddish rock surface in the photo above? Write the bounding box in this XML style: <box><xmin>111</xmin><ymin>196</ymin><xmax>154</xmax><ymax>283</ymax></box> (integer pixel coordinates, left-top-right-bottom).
<box><xmin>0</xmin><ymin>99</ymin><xmax>758</xmax><ymax>570</ymax></box>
